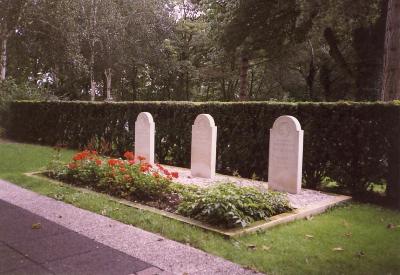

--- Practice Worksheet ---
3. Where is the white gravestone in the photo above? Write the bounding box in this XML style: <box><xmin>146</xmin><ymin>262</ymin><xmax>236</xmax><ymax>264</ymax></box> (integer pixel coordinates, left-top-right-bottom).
<box><xmin>268</xmin><ymin>116</ymin><xmax>304</xmax><ymax>194</ymax></box>
<box><xmin>135</xmin><ymin>112</ymin><xmax>155</xmax><ymax>164</ymax></box>
<box><xmin>191</xmin><ymin>114</ymin><xmax>217</xmax><ymax>179</ymax></box>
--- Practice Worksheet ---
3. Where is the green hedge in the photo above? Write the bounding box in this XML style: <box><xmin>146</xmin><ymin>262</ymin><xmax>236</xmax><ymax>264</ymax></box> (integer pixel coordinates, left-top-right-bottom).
<box><xmin>6</xmin><ymin>101</ymin><xmax>400</xmax><ymax>204</ymax></box>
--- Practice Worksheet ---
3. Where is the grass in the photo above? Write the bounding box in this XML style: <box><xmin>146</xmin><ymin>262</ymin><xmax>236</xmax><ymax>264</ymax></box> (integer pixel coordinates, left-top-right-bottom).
<box><xmin>0</xmin><ymin>140</ymin><xmax>399</xmax><ymax>275</ymax></box>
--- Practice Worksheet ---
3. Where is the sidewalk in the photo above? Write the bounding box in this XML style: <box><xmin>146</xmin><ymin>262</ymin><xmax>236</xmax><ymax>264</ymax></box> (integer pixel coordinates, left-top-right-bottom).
<box><xmin>0</xmin><ymin>179</ymin><xmax>260</xmax><ymax>275</ymax></box>
<box><xmin>0</xmin><ymin>199</ymin><xmax>157</xmax><ymax>275</ymax></box>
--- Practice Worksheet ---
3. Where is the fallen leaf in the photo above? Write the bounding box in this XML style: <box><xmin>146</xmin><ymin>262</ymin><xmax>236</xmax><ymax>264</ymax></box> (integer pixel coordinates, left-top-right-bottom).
<box><xmin>31</xmin><ymin>223</ymin><xmax>41</xmax><ymax>230</ymax></box>
<box><xmin>101</xmin><ymin>209</ymin><xmax>107</xmax><ymax>215</ymax></box>
<box><xmin>305</xmin><ymin>234</ymin><xmax>314</xmax><ymax>239</ymax></box>
<box><xmin>157</xmin><ymin>238</ymin><xmax>164</xmax><ymax>242</ymax></box>
<box><xmin>387</xmin><ymin>224</ymin><xmax>398</xmax><ymax>229</ymax></box>
<box><xmin>232</xmin><ymin>241</ymin><xmax>241</xmax><ymax>248</ymax></box>
<box><xmin>306</xmin><ymin>216</ymin><xmax>314</xmax><ymax>221</ymax></box>
<box><xmin>356</xmin><ymin>251</ymin><xmax>365</xmax><ymax>258</ymax></box>
<box><xmin>344</xmin><ymin>232</ymin><xmax>352</xmax><ymax>237</ymax></box>
<box><xmin>261</xmin><ymin>245</ymin><xmax>271</xmax><ymax>251</ymax></box>
<box><xmin>58</xmin><ymin>215</ymin><xmax>62</xmax><ymax>219</ymax></box>
<box><xmin>247</xmin><ymin>244</ymin><xmax>257</xmax><ymax>250</ymax></box>
<box><xmin>332</xmin><ymin>247</ymin><xmax>344</xmax><ymax>251</ymax></box>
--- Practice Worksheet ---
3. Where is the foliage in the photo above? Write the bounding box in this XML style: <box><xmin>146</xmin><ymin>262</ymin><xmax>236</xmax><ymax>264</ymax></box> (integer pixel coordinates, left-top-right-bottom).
<box><xmin>7</xmin><ymin>100</ymin><xmax>400</xmax><ymax>205</ymax></box>
<box><xmin>178</xmin><ymin>183</ymin><xmax>291</xmax><ymax>228</ymax></box>
<box><xmin>1</xmin><ymin>0</ymin><xmax>389</xmax><ymax>101</ymax></box>
<box><xmin>0</xmin><ymin>78</ymin><xmax>47</xmax><ymax>128</ymax></box>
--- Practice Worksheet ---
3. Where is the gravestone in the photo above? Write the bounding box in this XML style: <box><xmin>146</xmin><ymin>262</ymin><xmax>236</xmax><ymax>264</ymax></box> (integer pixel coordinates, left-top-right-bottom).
<box><xmin>268</xmin><ymin>116</ymin><xmax>304</xmax><ymax>194</ymax></box>
<box><xmin>135</xmin><ymin>112</ymin><xmax>155</xmax><ymax>164</ymax></box>
<box><xmin>191</xmin><ymin>114</ymin><xmax>217</xmax><ymax>179</ymax></box>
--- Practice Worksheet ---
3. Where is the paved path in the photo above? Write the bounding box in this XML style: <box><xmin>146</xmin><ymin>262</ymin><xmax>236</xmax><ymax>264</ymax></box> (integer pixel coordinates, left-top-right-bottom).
<box><xmin>0</xmin><ymin>179</ymin><xmax>260</xmax><ymax>275</ymax></box>
<box><xmin>0</xmin><ymin>199</ymin><xmax>157</xmax><ymax>275</ymax></box>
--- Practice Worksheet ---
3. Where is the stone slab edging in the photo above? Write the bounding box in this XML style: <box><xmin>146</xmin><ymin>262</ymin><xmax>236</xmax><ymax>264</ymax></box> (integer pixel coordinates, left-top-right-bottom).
<box><xmin>0</xmin><ymin>178</ymin><xmax>261</xmax><ymax>275</ymax></box>
<box><xmin>25</xmin><ymin>172</ymin><xmax>351</xmax><ymax>238</ymax></box>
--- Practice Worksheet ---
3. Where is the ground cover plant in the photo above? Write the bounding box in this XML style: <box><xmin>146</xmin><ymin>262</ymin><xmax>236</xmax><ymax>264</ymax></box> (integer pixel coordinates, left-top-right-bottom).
<box><xmin>0</xmin><ymin>140</ymin><xmax>399</xmax><ymax>274</ymax></box>
<box><xmin>47</xmin><ymin>149</ymin><xmax>292</xmax><ymax>228</ymax></box>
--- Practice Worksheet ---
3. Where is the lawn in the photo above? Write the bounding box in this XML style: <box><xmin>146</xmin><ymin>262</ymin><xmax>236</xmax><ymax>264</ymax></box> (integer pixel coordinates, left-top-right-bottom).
<box><xmin>0</xmin><ymin>140</ymin><xmax>399</xmax><ymax>275</ymax></box>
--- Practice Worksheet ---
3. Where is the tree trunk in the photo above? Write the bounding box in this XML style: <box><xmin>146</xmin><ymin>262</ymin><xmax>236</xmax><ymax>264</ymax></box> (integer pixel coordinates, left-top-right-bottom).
<box><xmin>306</xmin><ymin>40</ymin><xmax>317</xmax><ymax>100</ymax></box>
<box><xmin>239</xmin><ymin>52</ymin><xmax>249</xmax><ymax>101</ymax></box>
<box><xmin>89</xmin><ymin>0</ymin><xmax>97</xmax><ymax>102</ymax></box>
<box><xmin>185</xmin><ymin>71</ymin><xmax>190</xmax><ymax>100</ymax></box>
<box><xmin>0</xmin><ymin>38</ymin><xmax>7</xmax><ymax>81</ymax></box>
<box><xmin>89</xmin><ymin>40</ymin><xmax>96</xmax><ymax>101</ymax></box>
<box><xmin>90</xmin><ymin>73</ymin><xmax>96</xmax><ymax>101</ymax></box>
<box><xmin>382</xmin><ymin>0</ymin><xmax>400</xmax><ymax>101</ymax></box>
<box><xmin>104</xmin><ymin>68</ymin><xmax>112</xmax><ymax>101</ymax></box>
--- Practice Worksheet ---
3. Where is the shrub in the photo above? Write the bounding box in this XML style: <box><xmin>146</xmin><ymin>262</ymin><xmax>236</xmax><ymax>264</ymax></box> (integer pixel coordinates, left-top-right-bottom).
<box><xmin>177</xmin><ymin>183</ymin><xmax>292</xmax><ymax>228</ymax></box>
<box><xmin>7</xmin><ymin>101</ymin><xmax>400</xmax><ymax>205</ymax></box>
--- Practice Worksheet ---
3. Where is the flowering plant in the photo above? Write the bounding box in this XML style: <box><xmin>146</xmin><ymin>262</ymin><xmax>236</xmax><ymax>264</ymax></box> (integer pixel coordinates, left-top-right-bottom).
<box><xmin>49</xmin><ymin>150</ymin><xmax>179</xmax><ymax>201</ymax></box>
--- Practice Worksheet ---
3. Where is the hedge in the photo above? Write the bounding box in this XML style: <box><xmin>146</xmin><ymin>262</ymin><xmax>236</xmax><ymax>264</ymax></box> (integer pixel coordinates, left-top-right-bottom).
<box><xmin>5</xmin><ymin>101</ymin><xmax>400</xmax><ymax>205</ymax></box>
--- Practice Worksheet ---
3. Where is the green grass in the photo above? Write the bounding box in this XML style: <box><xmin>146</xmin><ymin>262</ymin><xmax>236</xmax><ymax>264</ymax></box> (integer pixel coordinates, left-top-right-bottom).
<box><xmin>1</xmin><ymin>140</ymin><xmax>399</xmax><ymax>275</ymax></box>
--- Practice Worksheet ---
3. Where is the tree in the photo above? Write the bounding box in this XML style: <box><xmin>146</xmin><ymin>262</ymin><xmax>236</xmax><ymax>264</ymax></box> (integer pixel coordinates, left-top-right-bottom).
<box><xmin>0</xmin><ymin>0</ymin><xmax>28</xmax><ymax>80</ymax></box>
<box><xmin>382</xmin><ymin>0</ymin><xmax>400</xmax><ymax>101</ymax></box>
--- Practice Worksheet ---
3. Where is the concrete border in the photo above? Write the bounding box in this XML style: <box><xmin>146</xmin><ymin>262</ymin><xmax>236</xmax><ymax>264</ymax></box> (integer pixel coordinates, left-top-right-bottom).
<box><xmin>25</xmin><ymin>172</ymin><xmax>352</xmax><ymax>238</ymax></box>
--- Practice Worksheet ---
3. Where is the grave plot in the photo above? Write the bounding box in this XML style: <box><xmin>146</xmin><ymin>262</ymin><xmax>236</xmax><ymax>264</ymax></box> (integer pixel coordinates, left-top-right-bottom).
<box><xmin>28</xmin><ymin>113</ymin><xmax>351</xmax><ymax>237</ymax></box>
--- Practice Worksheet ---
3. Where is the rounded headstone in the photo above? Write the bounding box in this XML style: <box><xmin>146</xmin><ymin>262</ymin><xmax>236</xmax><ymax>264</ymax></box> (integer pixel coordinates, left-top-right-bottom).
<box><xmin>268</xmin><ymin>116</ymin><xmax>304</xmax><ymax>194</ymax></box>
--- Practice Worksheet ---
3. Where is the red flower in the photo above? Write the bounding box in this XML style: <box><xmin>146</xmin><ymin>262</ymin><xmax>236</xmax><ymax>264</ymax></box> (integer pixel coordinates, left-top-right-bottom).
<box><xmin>140</xmin><ymin>163</ymin><xmax>151</xmax><ymax>173</ymax></box>
<box><xmin>171</xmin><ymin>172</ymin><xmax>179</xmax><ymax>179</ymax></box>
<box><xmin>123</xmin><ymin>151</ymin><xmax>135</xmax><ymax>160</ymax></box>
<box><xmin>108</xmin><ymin>159</ymin><xmax>121</xmax><ymax>167</ymax></box>
<box><xmin>73</xmin><ymin>150</ymin><xmax>91</xmax><ymax>161</ymax></box>
<box><xmin>119</xmin><ymin>167</ymin><xmax>127</xmax><ymax>173</ymax></box>
<box><xmin>123</xmin><ymin>174</ymin><xmax>131</xmax><ymax>181</ymax></box>
<box><xmin>128</xmin><ymin>160</ymin><xmax>136</xmax><ymax>165</ymax></box>
<box><xmin>138</xmin><ymin>156</ymin><xmax>146</xmax><ymax>162</ymax></box>
<box><xmin>163</xmin><ymin>170</ymin><xmax>171</xmax><ymax>176</ymax></box>
<box><xmin>95</xmin><ymin>159</ymin><xmax>102</xmax><ymax>166</ymax></box>
<box><xmin>152</xmin><ymin>172</ymin><xmax>160</xmax><ymax>178</ymax></box>
<box><xmin>68</xmin><ymin>163</ymin><xmax>78</xmax><ymax>169</ymax></box>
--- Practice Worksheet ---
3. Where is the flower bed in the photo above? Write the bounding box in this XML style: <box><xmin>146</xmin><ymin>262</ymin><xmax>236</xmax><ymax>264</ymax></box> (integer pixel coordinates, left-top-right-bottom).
<box><xmin>47</xmin><ymin>150</ymin><xmax>292</xmax><ymax>229</ymax></box>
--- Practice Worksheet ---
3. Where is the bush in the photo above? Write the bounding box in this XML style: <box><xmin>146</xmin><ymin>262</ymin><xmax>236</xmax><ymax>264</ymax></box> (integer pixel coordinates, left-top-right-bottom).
<box><xmin>7</xmin><ymin>101</ymin><xmax>400</xmax><ymax>205</ymax></box>
<box><xmin>178</xmin><ymin>183</ymin><xmax>292</xmax><ymax>228</ymax></box>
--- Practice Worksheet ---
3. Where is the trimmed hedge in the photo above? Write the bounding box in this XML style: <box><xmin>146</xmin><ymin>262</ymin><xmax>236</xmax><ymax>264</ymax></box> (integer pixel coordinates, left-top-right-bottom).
<box><xmin>6</xmin><ymin>101</ymin><xmax>400</xmax><ymax>204</ymax></box>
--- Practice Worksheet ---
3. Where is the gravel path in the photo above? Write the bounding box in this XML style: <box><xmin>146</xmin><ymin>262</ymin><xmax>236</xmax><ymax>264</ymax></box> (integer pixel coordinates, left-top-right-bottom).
<box><xmin>165</xmin><ymin>165</ymin><xmax>336</xmax><ymax>209</ymax></box>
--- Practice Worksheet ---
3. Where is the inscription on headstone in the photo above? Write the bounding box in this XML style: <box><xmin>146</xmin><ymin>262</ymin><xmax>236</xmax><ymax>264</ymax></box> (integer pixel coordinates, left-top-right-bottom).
<box><xmin>135</xmin><ymin>112</ymin><xmax>155</xmax><ymax>164</ymax></box>
<box><xmin>191</xmin><ymin>114</ymin><xmax>217</xmax><ymax>179</ymax></box>
<box><xmin>268</xmin><ymin>116</ymin><xmax>304</xmax><ymax>194</ymax></box>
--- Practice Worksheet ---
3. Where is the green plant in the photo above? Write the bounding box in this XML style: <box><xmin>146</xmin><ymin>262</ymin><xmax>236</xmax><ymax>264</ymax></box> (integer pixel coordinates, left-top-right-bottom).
<box><xmin>178</xmin><ymin>183</ymin><xmax>292</xmax><ymax>228</ymax></box>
